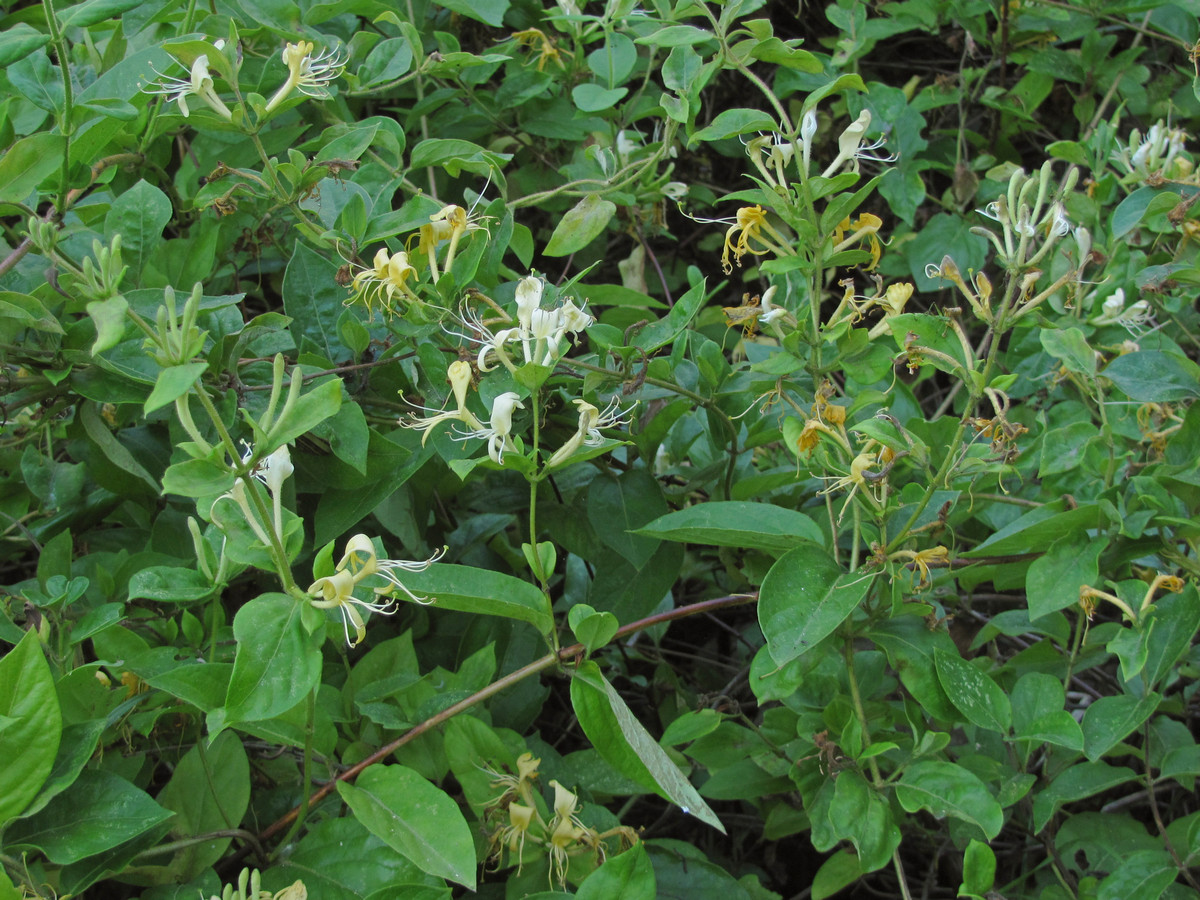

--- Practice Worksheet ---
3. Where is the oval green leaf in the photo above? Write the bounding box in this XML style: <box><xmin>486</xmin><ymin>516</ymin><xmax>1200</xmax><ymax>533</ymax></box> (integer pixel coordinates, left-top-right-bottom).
<box><xmin>759</xmin><ymin>543</ymin><xmax>873</xmax><ymax>667</ymax></box>
<box><xmin>336</xmin><ymin>764</ymin><xmax>476</xmax><ymax>889</ymax></box>
<box><xmin>543</xmin><ymin>194</ymin><xmax>617</xmax><ymax>257</ymax></box>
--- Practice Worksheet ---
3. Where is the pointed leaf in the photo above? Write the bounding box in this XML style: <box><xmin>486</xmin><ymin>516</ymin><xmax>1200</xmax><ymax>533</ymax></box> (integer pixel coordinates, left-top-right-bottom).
<box><xmin>337</xmin><ymin>764</ymin><xmax>476</xmax><ymax>889</ymax></box>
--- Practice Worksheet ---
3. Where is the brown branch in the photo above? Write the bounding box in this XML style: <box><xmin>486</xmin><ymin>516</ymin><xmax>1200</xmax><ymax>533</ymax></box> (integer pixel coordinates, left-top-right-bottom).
<box><xmin>255</xmin><ymin>591</ymin><xmax>758</xmax><ymax>846</ymax></box>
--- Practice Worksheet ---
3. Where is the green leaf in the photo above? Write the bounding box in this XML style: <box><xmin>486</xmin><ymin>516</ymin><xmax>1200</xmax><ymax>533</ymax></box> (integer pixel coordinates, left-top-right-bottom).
<box><xmin>631</xmin><ymin>275</ymin><xmax>707</xmax><ymax>352</ymax></box>
<box><xmin>690</xmin><ymin>108</ymin><xmax>778</xmax><ymax>143</ymax></box>
<box><xmin>4</xmin><ymin>770</ymin><xmax>172</xmax><ymax>864</ymax></box>
<box><xmin>577</xmin><ymin>844</ymin><xmax>655</xmax><ymax>900</ymax></box>
<box><xmin>1096</xmin><ymin>849</ymin><xmax>1178</xmax><ymax>900</ymax></box>
<box><xmin>0</xmin><ymin>632</ymin><xmax>62</xmax><ymax>825</ymax></box>
<box><xmin>635</xmin><ymin>24</ymin><xmax>716</xmax><ymax>47</ymax></box>
<box><xmin>572</xmin><ymin>84</ymin><xmax>629</xmax><ymax>112</ymax></box>
<box><xmin>1040</xmin><ymin>327</ymin><xmax>1096</xmax><ymax>375</ymax></box>
<box><xmin>1032</xmin><ymin>762</ymin><xmax>1137</xmax><ymax>833</ymax></box>
<box><xmin>336</xmin><ymin>764</ymin><xmax>476</xmax><ymax>888</ymax></box>
<box><xmin>812</xmin><ymin>850</ymin><xmax>862</xmax><ymax>900</ymax></box>
<box><xmin>961</xmin><ymin>839</ymin><xmax>996</xmax><ymax>896</ymax></box>
<box><xmin>571</xmin><ymin>661</ymin><xmax>725</xmax><ymax>833</ymax></box>
<box><xmin>759</xmin><ymin>543</ymin><xmax>873</xmax><ymax>667</ymax></box>
<box><xmin>1112</xmin><ymin>185</ymin><xmax>1197</xmax><ymax>239</ymax></box>
<box><xmin>104</xmin><ymin>180</ymin><xmax>172</xmax><ymax>288</ymax></box>
<box><xmin>1142</xmin><ymin>584</ymin><xmax>1200</xmax><ymax>689</ymax></box>
<box><xmin>934</xmin><ymin>650</ymin><xmax>1011</xmax><ymax>733</ymax></box>
<box><xmin>895</xmin><ymin>761</ymin><xmax>1003</xmax><ymax>840</ymax></box>
<box><xmin>0</xmin><ymin>134</ymin><xmax>66</xmax><ymax>205</ymax></box>
<box><xmin>282</xmin><ymin>242</ymin><xmax>352</xmax><ymax>361</ymax></box>
<box><xmin>1102</xmin><ymin>350</ymin><xmax>1200</xmax><ymax>401</ymax></box>
<box><xmin>634</xmin><ymin>501</ymin><xmax>824</xmax><ymax>554</ymax></box>
<box><xmin>568</xmin><ymin>603</ymin><xmax>620</xmax><ymax>655</ymax></box>
<box><xmin>156</xmin><ymin>731</ymin><xmax>250</xmax><ymax>879</ymax></box>
<box><xmin>400</xmin><ymin>564</ymin><xmax>553</xmax><ymax>633</ymax></box>
<box><xmin>78</xmin><ymin>400</ymin><xmax>159</xmax><ymax>496</ymax></box>
<box><xmin>543</xmin><ymin>194</ymin><xmax>617</xmax><ymax>257</ymax></box>
<box><xmin>747</xmin><ymin>37</ymin><xmax>821</xmax><ymax>72</ymax></box>
<box><xmin>0</xmin><ymin>23</ymin><xmax>50</xmax><ymax>68</ymax></box>
<box><xmin>869</xmin><ymin>616</ymin><xmax>960</xmax><ymax>721</ymax></box>
<box><xmin>59</xmin><ymin>0</ymin><xmax>144</xmax><ymax>27</ymax></box>
<box><xmin>432</xmin><ymin>0</ymin><xmax>508</xmax><ymax>26</ymax></box>
<box><xmin>144</xmin><ymin>362</ymin><xmax>207</xmax><ymax>414</ymax></box>
<box><xmin>1025</xmin><ymin>536</ymin><xmax>1105</xmax><ymax>620</ymax></box>
<box><xmin>211</xmin><ymin>593</ymin><xmax>323</xmax><ymax>733</ymax></box>
<box><xmin>586</xmin><ymin>469</ymin><xmax>667</xmax><ymax>568</ymax></box>
<box><xmin>85</xmin><ymin>294</ymin><xmax>128</xmax><ymax>354</ymax></box>
<box><xmin>266</xmin><ymin>376</ymin><xmax>343</xmax><ymax>448</ymax></box>
<box><xmin>127</xmin><ymin>566</ymin><xmax>215</xmax><ymax>603</ymax></box>
<box><xmin>0</xmin><ymin>291</ymin><xmax>63</xmax><ymax>335</ymax></box>
<box><xmin>1081</xmin><ymin>692</ymin><xmax>1160</xmax><ymax>761</ymax></box>
<box><xmin>827</xmin><ymin>769</ymin><xmax>901</xmax><ymax>872</ymax></box>
<box><xmin>1011</xmin><ymin>673</ymin><xmax>1084</xmax><ymax>751</ymax></box>
<box><xmin>964</xmin><ymin>503</ymin><xmax>1108</xmax><ymax>557</ymax></box>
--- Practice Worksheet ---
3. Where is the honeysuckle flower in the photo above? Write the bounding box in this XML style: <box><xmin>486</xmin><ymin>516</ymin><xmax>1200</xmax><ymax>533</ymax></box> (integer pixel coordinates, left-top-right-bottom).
<box><xmin>661</xmin><ymin>181</ymin><xmax>689</xmax><ymax>200</ymax></box>
<box><xmin>455</xmin><ymin>391</ymin><xmax>525</xmax><ymax>464</ymax></box>
<box><xmin>1114</xmin><ymin>120</ymin><xmax>1188</xmax><ymax>180</ymax></box>
<box><xmin>832</xmin><ymin>213</ymin><xmax>884</xmax><ymax>270</ymax></box>
<box><xmin>308</xmin><ymin>568</ymin><xmax>396</xmax><ymax>647</ymax></box>
<box><xmin>413</xmin><ymin>203</ymin><xmax>489</xmax><ymax>280</ymax></box>
<box><xmin>821</xmin><ymin>109</ymin><xmax>896</xmax><ymax>177</ymax></box>
<box><xmin>746</xmin><ymin>132</ymin><xmax>796</xmax><ymax>189</ymax></box>
<box><xmin>758</xmin><ymin>284</ymin><xmax>787</xmax><ymax>326</ymax></box>
<box><xmin>718</xmin><ymin>205</ymin><xmax>795</xmax><ymax>274</ymax></box>
<box><xmin>348</xmin><ymin>247</ymin><xmax>418</xmax><ymax>318</ymax></box>
<box><xmin>143</xmin><ymin>46</ymin><xmax>233</xmax><ymax>120</ymax></box>
<box><xmin>510</xmin><ymin>27</ymin><xmax>565</xmax><ymax>71</ymax></box>
<box><xmin>401</xmin><ymin>360</ymin><xmax>486</xmax><ymax>442</ymax></box>
<box><xmin>557</xmin><ymin>297</ymin><xmax>594</xmax><ymax>334</ymax></box>
<box><xmin>800</xmin><ymin>109</ymin><xmax>819</xmax><ymax>172</ymax></box>
<box><xmin>309</xmin><ymin>533</ymin><xmax>443</xmax><ymax>645</ymax></box>
<box><xmin>1091</xmin><ymin>287</ymin><xmax>1156</xmax><ymax>334</ymax></box>
<box><xmin>336</xmin><ymin>533</ymin><xmax>444</xmax><ymax>603</ymax></box>
<box><xmin>545</xmin><ymin>397</ymin><xmax>632</xmax><ymax>468</ymax></box>
<box><xmin>264</xmin><ymin>41</ymin><xmax>346</xmax><ymax>112</ymax></box>
<box><xmin>890</xmin><ymin>545</ymin><xmax>950</xmax><ymax>588</ymax></box>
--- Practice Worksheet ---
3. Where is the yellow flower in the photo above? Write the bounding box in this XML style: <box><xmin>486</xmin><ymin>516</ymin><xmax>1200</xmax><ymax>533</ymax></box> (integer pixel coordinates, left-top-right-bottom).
<box><xmin>413</xmin><ymin>203</ymin><xmax>489</xmax><ymax>280</ymax></box>
<box><xmin>349</xmin><ymin>247</ymin><xmax>418</xmax><ymax>317</ymax></box>
<box><xmin>832</xmin><ymin>214</ymin><xmax>884</xmax><ymax>270</ymax></box>
<box><xmin>720</xmin><ymin>206</ymin><xmax>794</xmax><ymax>274</ymax></box>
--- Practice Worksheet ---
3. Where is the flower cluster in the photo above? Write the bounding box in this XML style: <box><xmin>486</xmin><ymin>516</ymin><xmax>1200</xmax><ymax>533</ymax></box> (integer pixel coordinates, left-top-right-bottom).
<box><xmin>460</xmin><ymin>275</ymin><xmax>594</xmax><ymax>372</ymax></box>
<box><xmin>307</xmin><ymin>534</ymin><xmax>443</xmax><ymax>647</ymax></box>
<box><xmin>1113</xmin><ymin>120</ymin><xmax>1191</xmax><ymax>182</ymax></box>
<box><xmin>481</xmin><ymin>753</ymin><xmax>638</xmax><ymax>887</ymax></box>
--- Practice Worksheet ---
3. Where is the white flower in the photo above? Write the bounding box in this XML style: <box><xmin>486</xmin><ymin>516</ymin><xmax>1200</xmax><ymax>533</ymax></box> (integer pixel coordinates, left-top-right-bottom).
<box><xmin>545</xmin><ymin>397</ymin><xmax>632</xmax><ymax>469</ymax></box>
<box><xmin>456</xmin><ymin>392</ymin><xmax>525</xmax><ymax>464</ymax></box>
<box><xmin>309</xmin><ymin>534</ymin><xmax>443</xmax><ymax>646</ymax></box>
<box><xmin>758</xmin><ymin>284</ymin><xmax>786</xmax><ymax>325</ymax></box>
<box><xmin>401</xmin><ymin>360</ymin><xmax>485</xmax><ymax>441</ymax></box>
<box><xmin>143</xmin><ymin>46</ymin><xmax>232</xmax><ymax>120</ymax></box>
<box><xmin>265</xmin><ymin>41</ymin><xmax>347</xmax><ymax>112</ymax></box>
<box><xmin>821</xmin><ymin>109</ymin><xmax>896</xmax><ymax>178</ymax></box>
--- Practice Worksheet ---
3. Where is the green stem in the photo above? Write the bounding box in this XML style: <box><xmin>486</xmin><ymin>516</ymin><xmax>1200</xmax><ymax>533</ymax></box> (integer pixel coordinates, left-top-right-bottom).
<box><xmin>41</xmin><ymin>0</ymin><xmax>73</xmax><ymax>214</ymax></box>
<box><xmin>275</xmin><ymin>688</ymin><xmax>318</xmax><ymax>853</ymax></box>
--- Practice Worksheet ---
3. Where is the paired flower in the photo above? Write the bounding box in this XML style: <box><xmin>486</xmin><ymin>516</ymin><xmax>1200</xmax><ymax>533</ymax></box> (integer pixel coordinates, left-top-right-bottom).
<box><xmin>1090</xmin><ymin>287</ymin><xmax>1156</xmax><ymax>334</ymax></box>
<box><xmin>348</xmin><ymin>247</ymin><xmax>418</xmax><ymax>317</ymax></box>
<box><xmin>307</xmin><ymin>533</ymin><xmax>443</xmax><ymax>646</ymax></box>
<box><xmin>265</xmin><ymin>41</ymin><xmax>347</xmax><ymax>113</ymax></box>
<box><xmin>211</xmin><ymin>443</ymin><xmax>294</xmax><ymax>548</ymax></box>
<box><xmin>143</xmin><ymin>43</ymin><xmax>233</xmax><ymax>120</ymax></box>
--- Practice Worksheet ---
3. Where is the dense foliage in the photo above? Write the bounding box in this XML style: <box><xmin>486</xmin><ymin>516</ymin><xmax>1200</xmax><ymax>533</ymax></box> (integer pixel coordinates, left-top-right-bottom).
<box><xmin>2</xmin><ymin>0</ymin><xmax>1200</xmax><ymax>897</ymax></box>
